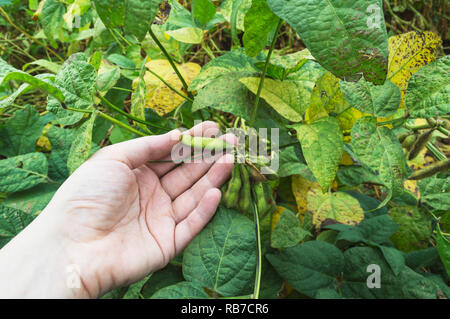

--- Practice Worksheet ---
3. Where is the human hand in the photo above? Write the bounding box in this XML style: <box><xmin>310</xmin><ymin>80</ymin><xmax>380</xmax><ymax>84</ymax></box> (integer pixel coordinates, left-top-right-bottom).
<box><xmin>0</xmin><ymin>121</ymin><xmax>235</xmax><ymax>298</ymax></box>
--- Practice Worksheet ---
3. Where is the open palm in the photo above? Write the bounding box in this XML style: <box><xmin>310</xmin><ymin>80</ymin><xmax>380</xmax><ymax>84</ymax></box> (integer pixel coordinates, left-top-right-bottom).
<box><xmin>42</xmin><ymin>122</ymin><xmax>235</xmax><ymax>297</ymax></box>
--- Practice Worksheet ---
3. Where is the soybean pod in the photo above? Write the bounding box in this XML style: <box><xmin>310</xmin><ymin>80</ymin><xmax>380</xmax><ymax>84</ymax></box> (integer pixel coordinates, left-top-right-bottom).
<box><xmin>180</xmin><ymin>135</ymin><xmax>234</xmax><ymax>151</ymax></box>
<box><xmin>224</xmin><ymin>164</ymin><xmax>242</xmax><ymax>208</ymax></box>
<box><xmin>238</xmin><ymin>165</ymin><xmax>251</xmax><ymax>214</ymax></box>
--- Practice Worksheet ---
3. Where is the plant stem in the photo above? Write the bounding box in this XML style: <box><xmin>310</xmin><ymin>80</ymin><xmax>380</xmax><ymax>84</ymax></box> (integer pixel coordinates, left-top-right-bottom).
<box><xmin>65</xmin><ymin>106</ymin><xmax>147</xmax><ymax>137</ymax></box>
<box><xmin>251</xmin><ymin>199</ymin><xmax>262</xmax><ymax>299</ymax></box>
<box><xmin>249</xmin><ymin>19</ymin><xmax>282</xmax><ymax>126</ymax></box>
<box><xmin>145</xmin><ymin>67</ymin><xmax>193</xmax><ymax>102</ymax></box>
<box><xmin>0</xmin><ymin>7</ymin><xmax>64</xmax><ymax>62</ymax></box>
<box><xmin>97</xmin><ymin>111</ymin><xmax>147</xmax><ymax>137</ymax></box>
<box><xmin>148</xmin><ymin>28</ymin><xmax>193</xmax><ymax>98</ymax></box>
<box><xmin>98</xmin><ymin>95</ymin><xmax>167</xmax><ymax>131</ymax></box>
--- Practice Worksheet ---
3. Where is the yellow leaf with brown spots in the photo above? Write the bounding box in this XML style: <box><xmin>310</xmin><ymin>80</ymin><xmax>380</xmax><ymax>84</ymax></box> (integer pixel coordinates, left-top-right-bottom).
<box><xmin>272</xmin><ymin>206</ymin><xmax>285</xmax><ymax>231</ymax></box>
<box><xmin>387</xmin><ymin>31</ymin><xmax>442</xmax><ymax>103</ymax></box>
<box><xmin>292</xmin><ymin>175</ymin><xmax>321</xmax><ymax>221</ymax></box>
<box><xmin>139</xmin><ymin>59</ymin><xmax>201</xmax><ymax>115</ymax></box>
<box><xmin>307</xmin><ymin>191</ymin><xmax>364</xmax><ymax>229</ymax></box>
<box><xmin>404</xmin><ymin>180</ymin><xmax>420</xmax><ymax>199</ymax></box>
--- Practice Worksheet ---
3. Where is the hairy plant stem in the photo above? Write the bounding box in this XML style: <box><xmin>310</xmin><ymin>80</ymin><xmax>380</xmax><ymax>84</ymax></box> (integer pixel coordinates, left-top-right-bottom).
<box><xmin>145</xmin><ymin>67</ymin><xmax>193</xmax><ymax>102</ymax></box>
<box><xmin>65</xmin><ymin>106</ymin><xmax>147</xmax><ymax>137</ymax></box>
<box><xmin>249</xmin><ymin>19</ymin><xmax>282</xmax><ymax>126</ymax></box>
<box><xmin>0</xmin><ymin>7</ymin><xmax>64</xmax><ymax>62</ymax></box>
<box><xmin>251</xmin><ymin>198</ymin><xmax>262</xmax><ymax>299</ymax></box>
<box><xmin>98</xmin><ymin>95</ymin><xmax>167</xmax><ymax>131</ymax></box>
<box><xmin>147</xmin><ymin>28</ymin><xmax>193</xmax><ymax>98</ymax></box>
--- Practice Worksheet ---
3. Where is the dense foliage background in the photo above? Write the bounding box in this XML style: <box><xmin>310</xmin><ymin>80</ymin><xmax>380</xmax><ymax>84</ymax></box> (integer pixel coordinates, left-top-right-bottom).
<box><xmin>0</xmin><ymin>0</ymin><xmax>449</xmax><ymax>299</ymax></box>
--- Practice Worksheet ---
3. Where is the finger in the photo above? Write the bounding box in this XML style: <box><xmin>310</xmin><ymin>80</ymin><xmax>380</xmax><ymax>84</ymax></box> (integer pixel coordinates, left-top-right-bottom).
<box><xmin>172</xmin><ymin>153</ymin><xmax>234</xmax><ymax>223</ymax></box>
<box><xmin>174</xmin><ymin>188</ymin><xmax>221</xmax><ymax>254</ymax></box>
<box><xmin>160</xmin><ymin>133</ymin><xmax>237</xmax><ymax>199</ymax></box>
<box><xmin>148</xmin><ymin>121</ymin><xmax>220</xmax><ymax>176</ymax></box>
<box><xmin>90</xmin><ymin>129</ymin><xmax>182</xmax><ymax>169</ymax></box>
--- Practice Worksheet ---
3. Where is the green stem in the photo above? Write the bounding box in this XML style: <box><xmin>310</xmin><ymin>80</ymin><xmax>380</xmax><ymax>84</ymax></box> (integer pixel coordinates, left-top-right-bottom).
<box><xmin>98</xmin><ymin>95</ymin><xmax>167</xmax><ymax>131</ymax></box>
<box><xmin>249</xmin><ymin>19</ymin><xmax>282</xmax><ymax>126</ymax></box>
<box><xmin>65</xmin><ymin>106</ymin><xmax>147</xmax><ymax>137</ymax></box>
<box><xmin>145</xmin><ymin>67</ymin><xmax>193</xmax><ymax>102</ymax></box>
<box><xmin>148</xmin><ymin>28</ymin><xmax>193</xmax><ymax>98</ymax></box>
<box><xmin>251</xmin><ymin>198</ymin><xmax>262</xmax><ymax>299</ymax></box>
<box><xmin>97</xmin><ymin>111</ymin><xmax>147</xmax><ymax>137</ymax></box>
<box><xmin>0</xmin><ymin>7</ymin><xmax>64</xmax><ymax>62</ymax></box>
<box><xmin>109</xmin><ymin>29</ymin><xmax>126</xmax><ymax>53</ymax></box>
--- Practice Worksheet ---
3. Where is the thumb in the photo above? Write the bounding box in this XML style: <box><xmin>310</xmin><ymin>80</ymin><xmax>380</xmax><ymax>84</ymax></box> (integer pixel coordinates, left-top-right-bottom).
<box><xmin>90</xmin><ymin>129</ymin><xmax>182</xmax><ymax>169</ymax></box>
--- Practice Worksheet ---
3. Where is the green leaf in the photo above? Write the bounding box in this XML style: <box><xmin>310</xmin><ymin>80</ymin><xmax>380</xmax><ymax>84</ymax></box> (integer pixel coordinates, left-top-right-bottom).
<box><xmin>266</xmin><ymin>241</ymin><xmax>344</xmax><ymax>298</ymax></box>
<box><xmin>340</xmin><ymin>78</ymin><xmax>401</xmax><ymax>117</ymax></box>
<box><xmin>278</xmin><ymin>145</ymin><xmax>312</xmax><ymax>178</ymax></box>
<box><xmin>294</xmin><ymin>117</ymin><xmax>344</xmax><ymax>191</ymax></box>
<box><xmin>436</xmin><ymin>226</ymin><xmax>450</xmax><ymax>278</ymax></box>
<box><xmin>122</xmin><ymin>275</ymin><xmax>151</xmax><ymax>299</ymax></box>
<box><xmin>389</xmin><ymin>206</ymin><xmax>432</xmax><ymax>253</ymax></box>
<box><xmin>271</xmin><ymin>207</ymin><xmax>310</xmax><ymax>248</ymax></box>
<box><xmin>341</xmin><ymin>246</ymin><xmax>436</xmax><ymax>298</ymax></box>
<box><xmin>189</xmin><ymin>49</ymin><xmax>256</xmax><ymax>92</ymax></box>
<box><xmin>0</xmin><ymin>205</ymin><xmax>34</xmax><ymax>249</ymax></box>
<box><xmin>182</xmin><ymin>207</ymin><xmax>256</xmax><ymax>297</ymax></box>
<box><xmin>67</xmin><ymin>113</ymin><xmax>97</xmax><ymax>174</ymax></box>
<box><xmin>96</xmin><ymin>63</ymin><xmax>121</xmax><ymax>93</ymax></box>
<box><xmin>47</xmin><ymin>53</ymin><xmax>97</xmax><ymax>126</ymax></box>
<box><xmin>255</xmin><ymin>49</ymin><xmax>314</xmax><ymax>80</ymax></box>
<box><xmin>47</xmin><ymin>126</ymin><xmax>75</xmax><ymax>182</ymax></box>
<box><xmin>23</xmin><ymin>59</ymin><xmax>61</xmax><ymax>74</ymax></box>
<box><xmin>239</xmin><ymin>77</ymin><xmax>306</xmax><ymax>122</ymax></box>
<box><xmin>41</xmin><ymin>0</ymin><xmax>65</xmax><ymax>46</ymax></box>
<box><xmin>141</xmin><ymin>264</ymin><xmax>184</xmax><ymax>298</ymax></box>
<box><xmin>1</xmin><ymin>183</ymin><xmax>59</xmax><ymax>215</ymax></box>
<box><xmin>406</xmin><ymin>56</ymin><xmax>450</xmax><ymax>118</ymax></box>
<box><xmin>377</xmin><ymin>245</ymin><xmax>406</xmax><ymax>276</ymax></box>
<box><xmin>0</xmin><ymin>58</ymin><xmax>64</xmax><ymax>104</ymax></box>
<box><xmin>0</xmin><ymin>153</ymin><xmax>48</xmax><ymax>193</ymax></box>
<box><xmin>192</xmin><ymin>72</ymin><xmax>253</xmax><ymax>120</ymax></box>
<box><xmin>151</xmin><ymin>281</ymin><xmax>209</xmax><ymax>299</ymax></box>
<box><xmin>337</xmin><ymin>165</ymin><xmax>383</xmax><ymax>187</ymax></box>
<box><xmin>192</xmin><ymin>0</ymin><xmax>216</xmax><ymax>26</ymax></box>
<box><xmin>243</xmin><ymin>0</ymin><xmax>278</xmax><ymax>57</ymax></box>
<box><xmin>327</xmin><ymin>214</ymin><xmax>399</xmax><ymax>246</ymax></box>
<box><xmin>267</xmin><ymin>0</ymin><xmax>389</xmax><ymax>84</ymax></box>
<box><xmin>124</xmin><ymin>0</ymin><xmax>161</xmax><ymax>41</ymax></box>
<box><xmin>351</xmin><ymin>116</ymin><xmax>407</xmax><ymax>196</ymax></box>
<box><xmin>0</xmin><ymin>105</ymin><xmax>49</xmax><ymax>157</ymax></box>
<box><xmin>165</xmin><ymin>27</ymin><xmax>204</xmax><ymax>44</ymax></box>
<box><xmin>93</xmin><ymin>0</ymin><xmax>125</xmax><ymax>29</ymax></box>
<box><xmin>307</xmin><ymin>191</ymin><xmax>364</xmax><ymax>229</ymax></box>
<box><xmin>418</xmin><ymin>174</ymin><xmax>450</xmax><ymax>211</ymax></box>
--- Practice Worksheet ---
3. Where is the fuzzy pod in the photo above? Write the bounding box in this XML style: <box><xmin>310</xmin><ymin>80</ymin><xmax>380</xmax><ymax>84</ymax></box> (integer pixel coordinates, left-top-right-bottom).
<box><xmin>224</xmin><ymin>164</ymin><xmax>242</xmax><ymax>209</ymax></box>
<box><xmin>238</xmin><ymin>165</ymin><xmax>251</xmax><ymax>214</ymax></box>
<box><xmin>180</xmin><ymin>135</ymin><xmax>234</xmax><ymax>151</ymax></box>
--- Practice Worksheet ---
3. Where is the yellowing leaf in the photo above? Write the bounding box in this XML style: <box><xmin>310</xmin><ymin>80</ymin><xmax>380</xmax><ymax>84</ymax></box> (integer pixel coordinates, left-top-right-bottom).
<box><xmin>305</xmin><ymin>72</ymin><xmax>363</xmax><ymax>137</ymax></box>
<box><xmin>404</xmin><ymin>180</ymin><xmax>420</xmax><ymax>199</ymax></box>
<box><xmin>239</xmin><ymin>77</ymin><xmax>305</xmax><ymax>122</ymax></box>
<box><xmin>307</xmin><ymin>191</ymin><xmax>364</xmax><ymax>229</ymax></box>
<box><xmin>140</xmin><ymin>60</ymin><xmax>201</xmax><ymax>115</ymax></box>
<box><xmin>340</xmin><ymin>151</ymin><xmax>353</xmax><ymax>166</ymax></box>
<box><xmin>387</xmin><ymin>31</ymin><xmax>441</xmax><ymax>93</ymax></box>
<box><xmin>164</xmin><ymin>27</ymin><xmax>204</xmax><ymax>44</ymax></box>
<box><xmin>292</xmin><ymin>175</ymin><xmax>321</xmax><ymax>221</ymax></box>
<box><xmin>272</xmin><ymin>206</ymin><xmax>285</xmax><ymax>231</ymax></box>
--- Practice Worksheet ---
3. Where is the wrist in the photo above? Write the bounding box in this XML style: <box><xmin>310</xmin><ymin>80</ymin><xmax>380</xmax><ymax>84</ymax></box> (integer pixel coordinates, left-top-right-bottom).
<box><xmin>0</xmin><ymin>211</ymin><xmax>91</xmax><ymax>298</ymax></box>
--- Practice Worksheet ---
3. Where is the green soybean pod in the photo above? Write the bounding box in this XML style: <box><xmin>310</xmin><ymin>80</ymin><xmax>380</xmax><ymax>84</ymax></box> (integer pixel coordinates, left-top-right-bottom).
<box><xmin>224</xmin><ymin>164</ymin><xmax>242</xmax><ymax>208</ymax></box>
<box><xmin>180</xmin><ymin>135</ymin><xmax>234</xmax><ymax>151</ymax></box>
<box><xmin>238</xmin><ymin>165</ymin><xmax>251</xmax><ymax>213</ymax></box>
<box><xmin>253</xmin><ymin>181</ymin><xmax>267</xmax><ymax>214</ymax></box>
